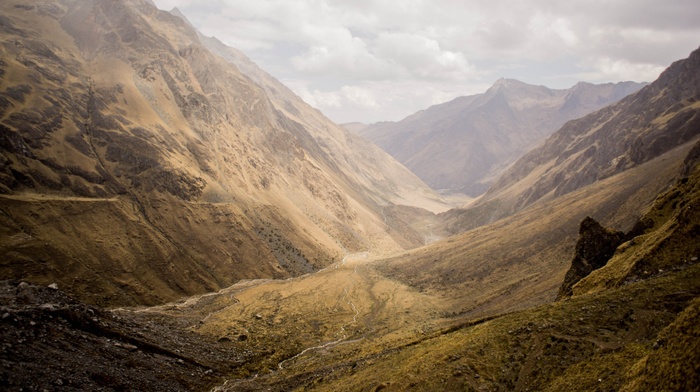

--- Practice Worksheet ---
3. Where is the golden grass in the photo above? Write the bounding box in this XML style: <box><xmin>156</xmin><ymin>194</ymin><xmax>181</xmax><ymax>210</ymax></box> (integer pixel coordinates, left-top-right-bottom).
<box><xmin>228</xmin><ymin>263</ymin><xmax>700</xmax><ymax>391</ymax></box>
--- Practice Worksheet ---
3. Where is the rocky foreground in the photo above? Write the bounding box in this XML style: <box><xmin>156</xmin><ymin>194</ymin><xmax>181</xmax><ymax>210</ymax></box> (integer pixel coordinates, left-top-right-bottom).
<box><xmin>0</xmin><ymin>280</ymin><xmax>245</xmax><ymax>391</ymax></box>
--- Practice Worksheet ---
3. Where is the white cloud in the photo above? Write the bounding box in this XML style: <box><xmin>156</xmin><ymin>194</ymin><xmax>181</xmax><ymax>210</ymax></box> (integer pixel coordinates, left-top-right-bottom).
<box><xmin>152</xmin><ymin>0</ymin><xmax>700</xmax><ymax>123</ymax></box>
<box><xmin>290</xmin><ymin>32</ymin><xmax>395</xmax><ymax>80</ymax></box>
<box><xmin>575</xmin><ymin>57</ymin><xmax>666</xmax><ymax>84</ymax></box>
<box><xmin>373</xmin><ymin>32</ymin><xmax>476</xmax><ymax>80</ymax></box>
<box><xmin>285</xmin><ymin>79</ymin><xmax>491</xmax><ymax>124</ymax></box>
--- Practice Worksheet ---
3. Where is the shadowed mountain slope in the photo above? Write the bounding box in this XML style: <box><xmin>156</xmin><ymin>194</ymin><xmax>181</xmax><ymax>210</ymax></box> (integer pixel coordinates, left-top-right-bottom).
<box><xmin>349</xmin><ymin>79</ymin><xmax>644</xmax><ymax>196</ymax></box>
<box><xmin>213</xmin><ymin>127</ymin><xmax>700</xmax><ymax>392</ymax></box>
<box><xmin>442</xmin><ymin>46</ymin><xmax>700</xmax><ymax>234</ymax></box>
<box><xmin>0</xmin><ymin>0</ymin><xmax>445</xmax><ymax>306</ymax></box>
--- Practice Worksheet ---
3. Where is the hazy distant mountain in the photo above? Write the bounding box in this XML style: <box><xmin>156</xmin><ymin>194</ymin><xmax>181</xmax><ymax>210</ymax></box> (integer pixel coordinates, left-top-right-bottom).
<box><xmin>2</xmin><ymin>3</ymin><xmax>698</xmax><ymax>390</ymax></box>
<box><xmin>348</xmin><ymin>79</ymin><xmax>645</xmax><ymax>196</ymax></box>
<box><xmin>0</xmin><ymin>0</ymin><xmax>445</xmax><ymax>305</ymax></box>
<box><xmin>443</xmin><ymin>46</ymin><xmax>700</xmax><ymax>234</ymax></box>
<box><xmin>486</xmin><ymin>47</ymin><xmax>700</xmax><ymax>210</ymax></box>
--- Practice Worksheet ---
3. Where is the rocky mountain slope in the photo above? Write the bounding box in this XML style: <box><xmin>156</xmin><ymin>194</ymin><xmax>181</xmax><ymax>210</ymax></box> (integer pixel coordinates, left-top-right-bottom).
<box><xmin>3</xmin><ymin>134</ymin><xmax>697</xmax><ymax>392</ymax></box>
<box><xmin>1</xmin><ymin>2</ymin><xmax>699</xmax><ymax>391</ymax></box>
<box><xmin>204</xmin><ymin>136</ymin><xmax>700</xmax><ymax>392</ymax></box>
<box><xmin>0</xmin><ymin>0</ymin><xmax>446</xmax><ymax>306</ymax></box>
<box><xmin>348</xmin><ymin>79</ymin><xmax>644</xmax><ymax>195</ymax></box>
<box><xmin>443</xmin><ymin>46</ymin><xmax>700</xmax><ymax>234</ymax></box>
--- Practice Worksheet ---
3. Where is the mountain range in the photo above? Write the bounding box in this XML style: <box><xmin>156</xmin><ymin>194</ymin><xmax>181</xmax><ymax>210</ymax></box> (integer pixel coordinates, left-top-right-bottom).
<box><xmin>0</xmin><ymin>0</ymin><xmax>446</xmax><ymax>306</ymax></box>
<box><xmin>0</xmin><ymin>1</ymin><xmax>699</xmax><ymax>391</ymax></box>
<box><xmin>347</xmin><ymin>79</ymin><xmax>645</xmax><ymax>196</ymax></box>
<box><xmin>441</xmin><ymin>46</ymin><xmax>700</xmax><ymax>234</ymax></box>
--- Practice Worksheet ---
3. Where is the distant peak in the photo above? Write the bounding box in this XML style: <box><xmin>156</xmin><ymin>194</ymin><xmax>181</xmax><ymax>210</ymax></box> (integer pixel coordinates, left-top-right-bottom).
<box><xmin>489</xmin><ymin>78</ymin><xmax>530</xmax><ymax>91</ymax></box>
<box><xmin>572</xmin><ymin>81</ymin><xmax>594</xmax><ymax>88</ymax></box>
<box><xmin>493</xmin><ymin>78</ymin><xmax>515</xmax><ymax>87</ymax></box>
<box><xmin>168</xmin><ymin>7</ymin><xmax>194</xmax><ymax>28</ymax></box>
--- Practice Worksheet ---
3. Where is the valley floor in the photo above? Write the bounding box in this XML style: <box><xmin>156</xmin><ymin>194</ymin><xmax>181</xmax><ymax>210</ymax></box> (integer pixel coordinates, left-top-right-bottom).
<box><xmin>114</xmin><ymin>251</ymin><xmax>452</xmax><ymax>385</ymax></box>
<box><xmin>4</xmin><ymin>257</ymin><xmax>698</xmax><ymax>391</ymax></box>
<box><xmin>95</xmin><ymin>249</ymin><xmax>700</xmax><ymax>392</ymax></box>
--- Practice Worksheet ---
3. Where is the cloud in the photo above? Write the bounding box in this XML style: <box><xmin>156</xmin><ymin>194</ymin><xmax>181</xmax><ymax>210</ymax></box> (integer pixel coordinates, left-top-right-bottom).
<box><xmin>152</xmin><ymin>0</ymin><xmax>700</xmax><ymax>123</ymax></box>
<box><xmin>290</xmin><ymin>29</ymin><xmax>395</xmax><ymax>81</ymax></box>
<box><xmin>373</xmin><ymin>32</ymin><xmax>476</xmax><ymax>80</ymax></box>
<box><xmin>285</xmin><ymin>79</ymin><xmax>491</xmax><ymax>124</ymax></box>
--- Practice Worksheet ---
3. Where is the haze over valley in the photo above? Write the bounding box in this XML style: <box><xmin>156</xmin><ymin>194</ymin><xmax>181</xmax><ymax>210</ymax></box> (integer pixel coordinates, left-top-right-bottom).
<box><xmin>1</xmin><ymin>1</ymin><xmax>699</xmax><ymax>391</ymax></box>
<box><xmin>345</xmin><ymin>79</ymin><xmax>646</xmax><ymax>196</ymax></box>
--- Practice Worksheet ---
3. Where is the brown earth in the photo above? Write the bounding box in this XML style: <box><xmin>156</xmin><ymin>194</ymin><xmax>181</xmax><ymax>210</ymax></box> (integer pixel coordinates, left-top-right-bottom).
<box><xmin>0</xmin><ymin>0</ymin><xmax>449</xmax><ymax>307</ymax></box>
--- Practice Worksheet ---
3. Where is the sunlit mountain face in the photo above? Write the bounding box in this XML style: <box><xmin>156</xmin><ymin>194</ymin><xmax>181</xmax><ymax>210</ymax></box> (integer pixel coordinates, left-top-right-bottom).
<box><xmin>1</xmin><ymin>1</ymin><xmax>699</xmax><ymax>391</ymax></box>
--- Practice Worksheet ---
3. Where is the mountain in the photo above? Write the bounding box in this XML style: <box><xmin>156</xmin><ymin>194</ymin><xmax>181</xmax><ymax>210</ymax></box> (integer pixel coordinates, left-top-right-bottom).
<box><xmin>443</xmin><ymin>46</ymin><xmax>700</xmax><ymax>234</ymax></box>
<box><xmin>4</xmin><ymin>117</ymin><xmax>698</xmax><ymax>392</ymax></box>
<box><xmin>1</xmin><ymin>1</ymin><xmax>698</xmax><ymax>390</ymax></box>
<box><xmin>192</xmin><ymin>27</ymin><xmax>449</xmax><ymax>215</ymax></box>
<box><xmin>348</xmin><ymin>79</ymin><xmax>645</xmax><ymax>196</ymax></box>
<box><xmin>0</xmin><ymin>0</ymin><xmax>446</xmax><ymax>306</ymax></box>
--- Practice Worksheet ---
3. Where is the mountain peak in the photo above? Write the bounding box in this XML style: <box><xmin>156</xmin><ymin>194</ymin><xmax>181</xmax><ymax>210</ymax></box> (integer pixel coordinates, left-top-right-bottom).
<box><xmin>490</xmin><ymin>78</ymin><xmax>526</xmax><ymax>90</ymax></box>
<box><xmin>354</xmin><ymin>78</ymin><xmax>643</xmax><ymax>195</ymax></box>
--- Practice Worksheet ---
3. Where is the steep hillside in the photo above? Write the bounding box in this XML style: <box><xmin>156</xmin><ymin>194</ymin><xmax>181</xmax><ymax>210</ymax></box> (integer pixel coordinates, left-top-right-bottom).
<box><xmin>570</xmin><ymin>140</ymin><xmax>700</xmax><ymax>297</ymax></box>
<box><xmin>376</xmin><ymin>141</ymin><xmax>692</xmax><ymax>319</ymax></box>
<box><xmin>194</xmin><ymin>28</ymin><xmax>450</xmax><ymax>215</ymax></box>
<box><xmin>206</xmin><ymin>135</ymin><xmax>700</xmax><ymax>392</ymax></box>
<box><xmin>0</xmin><ymin>0</ymin><xmax>445</xmax><ymax>306</ymax></box>
<box><xmin>2</xmin><ymin>138</ymin><xmax>695</xmax><ymax>392</ymax></box>
<box><xmin>446</xmin><ymin>46</ymin><xmax>700</xmax><ymax>232</ymax></box>
<box><xmin>349</xmin><ymin>79</ymin><xmax>643</xmax><ymax>195</ymax></box>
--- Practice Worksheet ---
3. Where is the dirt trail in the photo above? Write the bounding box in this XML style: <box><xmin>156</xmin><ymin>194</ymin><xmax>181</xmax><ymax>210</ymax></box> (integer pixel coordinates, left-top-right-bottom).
<box><xmin>0</xmin><ymin>193</ymin><xmax>120</xmax><ymax>202</ymax></box>
<box><xmin>172</xmin><ymin>251</ymin><xmax>443</xmax><ymax>389</ymax></box>
<box><xmin>276</xmin><ymin>252</ymin><xmax>368</xmax><ymax>370</ymax></box>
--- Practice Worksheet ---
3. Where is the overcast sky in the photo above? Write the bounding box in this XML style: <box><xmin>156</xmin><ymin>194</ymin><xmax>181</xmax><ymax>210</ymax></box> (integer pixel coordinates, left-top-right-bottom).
<box><xmin>152</xmin><ymin>0</ymin><xmax>700</xmax><ymax>124</ymax></box>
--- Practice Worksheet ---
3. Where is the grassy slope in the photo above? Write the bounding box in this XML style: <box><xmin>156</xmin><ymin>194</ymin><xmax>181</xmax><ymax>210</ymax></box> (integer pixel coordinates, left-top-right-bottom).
<box><xmin>374</xmin><ymin>141</ymin><xmax>693</xmax><ymax>319</ymax></box>
<box><xmin>285</xmin><ymin>265</ymin><xmax>700</xmax><ymax>392</ymax></box>
<box><xmin>0</xmin><ymin>0</ymin><xmax>443</xmax><ymax>306</ymax></box>
<box><xmin>573</xmin><ymin>152</ymin><xmax>700</xmax><ymax>296</ymax></box>
<box><xmin>225</xmin><ymin>147</ymin><xmax>700</xmax><ymax>392</ymax></box>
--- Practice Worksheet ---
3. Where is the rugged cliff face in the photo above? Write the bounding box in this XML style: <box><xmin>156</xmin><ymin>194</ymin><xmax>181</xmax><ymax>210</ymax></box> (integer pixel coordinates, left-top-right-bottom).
<box><xmin>557</xmin><ymin>217</ymin><xmax>625</xmax><ymax>299</ymax></box>
<box><xmin>0</xmin><ymin>0</ymin><xmax>445</xmax><ymax>306</ymax></box>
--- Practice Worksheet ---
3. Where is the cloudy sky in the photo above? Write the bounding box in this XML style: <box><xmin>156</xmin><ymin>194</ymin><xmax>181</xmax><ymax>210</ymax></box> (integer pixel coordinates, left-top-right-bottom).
<box><xmin>152</xmin><ymin>0</ymin><xmax>700</xmax><ymax>124</ymax></box>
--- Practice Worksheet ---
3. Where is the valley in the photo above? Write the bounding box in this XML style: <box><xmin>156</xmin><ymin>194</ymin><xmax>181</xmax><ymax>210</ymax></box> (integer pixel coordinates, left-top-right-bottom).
<box><xmin>1</xmin><ymin>1</ymin><xmax>699</xmax><ymax>391</ymax></box>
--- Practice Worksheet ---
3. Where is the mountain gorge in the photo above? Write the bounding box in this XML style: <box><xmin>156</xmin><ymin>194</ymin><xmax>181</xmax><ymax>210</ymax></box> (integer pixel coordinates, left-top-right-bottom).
<box><xmin>0</xmin><ymin>0</ymin><xmax>446</xmax><ymax>306</ymax></box>
<box><xmin>348</xmin><ymin>79</ymin><xmax>644</xmax><ymax>196</ymax></box>
<box><xmin>1</xmin><ymin>1</ymin><xmax>699</xmax><ymax>391</ymax></box>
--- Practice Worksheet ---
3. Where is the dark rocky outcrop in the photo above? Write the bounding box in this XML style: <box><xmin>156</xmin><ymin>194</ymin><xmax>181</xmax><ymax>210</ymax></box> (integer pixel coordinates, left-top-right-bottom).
<box><xmin>557</xmin><ymin>217</ymin><xmax>625</xmax><ymax>299</ymax></box>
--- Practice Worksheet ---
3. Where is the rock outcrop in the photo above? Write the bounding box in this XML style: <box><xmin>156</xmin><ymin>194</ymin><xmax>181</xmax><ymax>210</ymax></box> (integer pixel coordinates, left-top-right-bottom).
<box><xmin>557</xmin><ymin>217</ymin><xmax>625</xmax><ymax>299</ymax></box>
